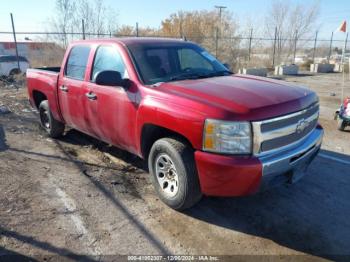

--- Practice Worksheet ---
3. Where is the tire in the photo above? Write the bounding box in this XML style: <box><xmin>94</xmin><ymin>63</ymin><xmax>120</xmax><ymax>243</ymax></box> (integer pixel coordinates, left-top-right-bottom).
<box><xmin>337</xmin><ymin>118</ymin><xmax>346</xmax><ymax>131</ymax></box>
<box><xmin>148</xmin><ymin>137</ymin><xmax>202</xmax><ymax>210</ymax></box>
<box><xmin>9</xmin><ymin>69</ymin><xmax>21</xmax><ymax>76</ymax></box>
<box><xmin>39</xmin><ymin>100</ymin><xmax>65</xmax><ymax>138</ymax></box>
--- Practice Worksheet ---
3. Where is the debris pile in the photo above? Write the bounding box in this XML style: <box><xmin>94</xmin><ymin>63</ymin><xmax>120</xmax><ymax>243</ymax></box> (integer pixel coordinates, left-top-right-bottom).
<box><xmin>0</xmin><ymin>75</ymin><xmax>24</xmax><ymax>89</ymax></box>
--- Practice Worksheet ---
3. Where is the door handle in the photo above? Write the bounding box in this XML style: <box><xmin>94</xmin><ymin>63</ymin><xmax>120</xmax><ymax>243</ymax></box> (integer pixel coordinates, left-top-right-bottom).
<box><xmin>59</xmin><ymin>85</ymin><xmax>69</xmax><ymax>92</ymax></box>
<box><xmin>85</xmin><ymin>92</ymin><xmax>97</xmax><ymax>100</ymax></box>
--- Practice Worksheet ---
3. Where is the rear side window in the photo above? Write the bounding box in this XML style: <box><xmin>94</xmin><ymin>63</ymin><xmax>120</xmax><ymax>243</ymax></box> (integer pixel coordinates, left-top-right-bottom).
<box><xmin>65</xmin><ymin>45</ymin><xmax>91</xmax><ymax>80</ymax></box>
<box><xmin>91</xmin><ymin>45</ymin><xmax>127</xmax><ymax>81</ymax></box>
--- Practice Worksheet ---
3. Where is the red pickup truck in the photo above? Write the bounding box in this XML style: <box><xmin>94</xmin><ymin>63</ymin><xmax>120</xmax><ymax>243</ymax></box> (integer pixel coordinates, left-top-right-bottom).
<box><xmin>27</xmin><ymin>38</ymin><xmax>323</xmax><ymax>210</ymax></box>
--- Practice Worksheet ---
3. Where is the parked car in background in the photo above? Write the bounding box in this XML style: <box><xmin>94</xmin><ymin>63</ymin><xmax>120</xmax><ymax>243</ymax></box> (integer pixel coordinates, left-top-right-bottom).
<box><xmin>335</xmin><ymin>97</ymin><xmax>350</xmax><ymax>131</ymax></box>
<box><xmin>0</xmin><ymin>55</ymin><xmax>29</xmax><ymax>77</ymax></box>
<box><xmin>26</xmin><ymin>38</ymin><xmax>323</xmax><ymax>210</ymax></box>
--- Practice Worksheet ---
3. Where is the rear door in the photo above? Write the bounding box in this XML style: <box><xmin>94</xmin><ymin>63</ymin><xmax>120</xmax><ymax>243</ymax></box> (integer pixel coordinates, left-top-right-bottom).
<box><xmin>58</xmin><ymin>45</ymin><xmax>92</xmax><ymax>133</ymax></box>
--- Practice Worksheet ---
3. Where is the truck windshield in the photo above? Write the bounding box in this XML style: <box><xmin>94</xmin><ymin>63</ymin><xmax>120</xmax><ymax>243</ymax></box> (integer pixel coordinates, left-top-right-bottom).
<box><xmin>127</xmin><ymin>43</ymin><xmax>231</xmax><ymax>85</ymax></box>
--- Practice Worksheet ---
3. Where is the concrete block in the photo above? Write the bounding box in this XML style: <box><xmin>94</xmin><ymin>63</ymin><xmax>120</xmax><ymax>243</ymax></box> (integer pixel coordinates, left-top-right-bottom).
<box><xmin>334</xmin><ymin>63</ymin><xmax>344</xmax><ymax>72</ymax></box>
<box><xmin>310</xmin><ymin>63</ymin><xmax>335</xmax><ymax>73</ymax></box>
<box><xmin>274</xmin><ymin>64</ymin><xmax>299</xmax><ymax>75</ymax></box>
<box><xmin>238</xmin><ymin>68</ymin><xmax>268</xmax><ymax>77</ymax></box>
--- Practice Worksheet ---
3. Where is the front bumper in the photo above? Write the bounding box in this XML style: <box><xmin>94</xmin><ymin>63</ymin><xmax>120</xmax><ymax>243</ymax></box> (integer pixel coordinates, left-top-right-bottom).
<box><xmin>195</xmin><ymin>125</ymin><xmax>323</xmax><ymax>196</ymax></box>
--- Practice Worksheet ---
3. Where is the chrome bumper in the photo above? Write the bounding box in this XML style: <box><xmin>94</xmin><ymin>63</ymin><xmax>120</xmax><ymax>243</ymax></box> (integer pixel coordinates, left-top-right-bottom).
<box><xmin>259</xmin><ymin>126</ymin><xmax>323</xmax><ymax>190</ymax></box>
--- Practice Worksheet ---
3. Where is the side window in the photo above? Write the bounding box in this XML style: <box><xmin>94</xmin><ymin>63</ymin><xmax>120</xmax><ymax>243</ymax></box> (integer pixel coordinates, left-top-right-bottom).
<box><xmin>178</xmin><ymin>48</ymin><xmax>213</xmax><ymax>71</ymax></box>
<box><xmin>65</xmin><ymin>45</ymin><xmax>91</xmax><ymax>80</ymax></box>
<box><xmin>91</xmin><ymin>45</ymin><xmax>127</xmax><ymax>81</ymax></box>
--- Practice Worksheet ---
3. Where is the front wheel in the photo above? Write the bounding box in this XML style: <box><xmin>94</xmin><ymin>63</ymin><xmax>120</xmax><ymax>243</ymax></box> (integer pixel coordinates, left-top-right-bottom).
<box><xmin>148</xmin><ymin>137</ymin><xmax>202</xmax><ymax>211</ymax></box>
<box><xmin>39</xmin><ymin>100</ymin><xmax>65</xmax><ymax>138</ymax></box>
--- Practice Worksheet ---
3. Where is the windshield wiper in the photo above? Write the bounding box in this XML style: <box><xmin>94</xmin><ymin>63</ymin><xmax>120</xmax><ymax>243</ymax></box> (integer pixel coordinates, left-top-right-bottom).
<box><xmin>168</xmin><ymin>70</ymin><xmax>233</xmax><ymax>82</ymax></box>
<box><xmin>169</xmin><ymin>72</ymin><xmax>203</xmax><ymax>82</ymax></box>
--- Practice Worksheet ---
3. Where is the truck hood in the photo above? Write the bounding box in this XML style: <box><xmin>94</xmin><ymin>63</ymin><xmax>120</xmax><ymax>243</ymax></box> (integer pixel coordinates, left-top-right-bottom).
<box><xmin>155</xmin><ymin>74</ymin><xmax>318</xmax><ymax>120</ymax></box>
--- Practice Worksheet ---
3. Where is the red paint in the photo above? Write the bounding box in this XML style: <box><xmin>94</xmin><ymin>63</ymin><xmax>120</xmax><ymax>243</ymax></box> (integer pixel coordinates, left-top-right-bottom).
<box><xmin>344</xmin><ymin>97</ymin><xmax>350</xmax><ymax>108</ymax></box>
<box><xmin>195</xmin><ymin>151</ymin><xmax>262</xmax><ymax>196</ymax></box>
<box><xmin>27</xmin><ymin>38</ymin><xmax>319</xmax><ymax>196</ymax></box>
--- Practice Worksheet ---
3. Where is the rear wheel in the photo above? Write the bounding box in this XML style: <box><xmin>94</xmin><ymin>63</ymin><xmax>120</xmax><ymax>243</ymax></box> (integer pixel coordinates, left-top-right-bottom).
<box><xmin>337</xmin><ymin>118</ymin><xmax>346</xmax><ymax>131</ymax></box>
<box><xmin>39</xmin><ymin>100</ymin><xmax>65</xmax><ymax>138</ymax></box>
<box><xmin>148</xmin><ymin>137</ymin><xmax>202</xmax><ymax>210</ymax></box>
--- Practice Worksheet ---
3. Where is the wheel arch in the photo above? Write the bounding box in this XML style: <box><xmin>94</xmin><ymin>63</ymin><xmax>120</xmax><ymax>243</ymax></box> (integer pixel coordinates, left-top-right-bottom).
<box><xmin>32</xmin><ymin>90</ymin><xmax>48</xmax><ymax>109</ymax></box>
<box><xmin>9</xmin><ymin>68</ymin><xmax>21</xmax><ymax>76</ymax></box>
<box><xmin>140</xmin><ymin>124</ymin><xmax>195</xmax><ymax>160</ymax></box>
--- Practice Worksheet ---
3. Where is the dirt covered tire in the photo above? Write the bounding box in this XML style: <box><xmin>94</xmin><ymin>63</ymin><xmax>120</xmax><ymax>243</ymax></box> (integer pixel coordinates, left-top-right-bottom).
<box><xmin>337</xmin><ymin>118</ymin><xmax>346</xmax><ymax>131</ymax></box>
<box><xmin>148</xmin><ymin>137</ymin><xmax>202</xmax><ymax>211</ymax></box>
<box><xmin>39</xmin><ymin>100</ymin><xmax>65</xmax><ymax>138</ymax></box>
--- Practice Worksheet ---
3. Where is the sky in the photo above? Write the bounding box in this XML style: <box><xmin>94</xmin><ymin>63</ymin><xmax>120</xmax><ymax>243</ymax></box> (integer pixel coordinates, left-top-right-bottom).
<box><xmin>0</xmin><ymin>0</ymin><xmax>349</xmax><ymax>41</ymax></box>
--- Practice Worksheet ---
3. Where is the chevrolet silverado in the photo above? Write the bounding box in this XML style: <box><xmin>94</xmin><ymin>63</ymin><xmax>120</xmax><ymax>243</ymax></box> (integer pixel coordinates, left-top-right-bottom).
<box><xmin>27</xmin><ymin>38</ymin><xmax>323</xmax><ymax>210</ymax></box>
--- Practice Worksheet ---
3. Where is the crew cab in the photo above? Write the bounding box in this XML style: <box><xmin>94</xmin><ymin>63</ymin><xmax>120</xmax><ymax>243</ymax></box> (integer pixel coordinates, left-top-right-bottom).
<box><xmin>27</xmin><ymin>38</ymin><xmax>323</xmax><ymax>210</ymax></box>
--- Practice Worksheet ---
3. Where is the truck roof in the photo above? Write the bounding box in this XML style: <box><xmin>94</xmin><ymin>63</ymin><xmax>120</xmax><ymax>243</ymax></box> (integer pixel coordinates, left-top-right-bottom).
<box><xmin>72</xmin><ymin>37</ymin><xmax>190</xmax><ymax>47</ymax></box>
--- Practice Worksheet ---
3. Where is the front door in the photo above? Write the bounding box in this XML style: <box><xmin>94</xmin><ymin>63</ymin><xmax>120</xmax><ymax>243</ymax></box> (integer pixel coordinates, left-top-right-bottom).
<box><xmin>84</xmin><ymin>44</ymin><xmax>138</xmax><ymax>151</ymax></box>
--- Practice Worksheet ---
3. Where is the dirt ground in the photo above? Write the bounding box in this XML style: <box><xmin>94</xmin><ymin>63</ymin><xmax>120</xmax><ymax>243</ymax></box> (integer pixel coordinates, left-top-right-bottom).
<box><xmin>0</xmin><ymin>73</ymin><xmax>350</xmax><ymax>261</ymax></box>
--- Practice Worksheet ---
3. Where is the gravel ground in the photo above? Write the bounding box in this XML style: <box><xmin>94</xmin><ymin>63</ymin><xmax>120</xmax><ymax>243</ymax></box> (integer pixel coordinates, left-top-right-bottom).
<box><xmin>0</xmin><ymin>73</ymin><xmax>349</xmax><ymax>261</ymax></box>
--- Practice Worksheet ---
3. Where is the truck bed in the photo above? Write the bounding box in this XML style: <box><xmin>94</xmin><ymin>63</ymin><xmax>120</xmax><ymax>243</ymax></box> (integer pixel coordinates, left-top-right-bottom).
<box><xmin>26</xmin><ymin>67</ymin><xmax>62</xmax><ymax>122</ymax></box>
<box><xmin>31</xmin><ymin>67</ymin><xmax>61</xmax><ymax>73</ymax></box>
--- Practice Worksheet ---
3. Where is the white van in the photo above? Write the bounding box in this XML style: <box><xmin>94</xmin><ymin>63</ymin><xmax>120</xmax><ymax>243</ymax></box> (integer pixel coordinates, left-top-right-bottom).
<box><xmin>0</xmin><ymin>55</ymin><xmax>30</xmax><ymax>76</ymax></box>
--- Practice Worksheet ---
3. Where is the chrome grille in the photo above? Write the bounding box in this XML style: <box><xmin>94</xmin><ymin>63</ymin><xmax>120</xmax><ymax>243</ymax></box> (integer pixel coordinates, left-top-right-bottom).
<box><xmin>252</xmin><ymin>103</ymin><xmax>319</xmax><ymax>155</ymax></box>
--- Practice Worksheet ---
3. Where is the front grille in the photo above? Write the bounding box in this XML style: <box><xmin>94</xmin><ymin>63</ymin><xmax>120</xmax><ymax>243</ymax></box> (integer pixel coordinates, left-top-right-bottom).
<box><xmin>253</xmin><ymin>103</ymin><xmax>319</xmax><ymax>154</ymax></box>
<box><xmin>261</xmin><ymin>118</ymin><xmax>318</xmax><ymax>151</ymax></box>
<box><xmin>260</xmin><ymin>105</ymin><xmax>319</xmax><ymax>133</ymax></box>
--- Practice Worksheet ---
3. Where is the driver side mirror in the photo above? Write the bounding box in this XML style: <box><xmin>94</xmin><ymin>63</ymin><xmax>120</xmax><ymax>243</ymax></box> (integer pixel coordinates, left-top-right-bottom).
<box><xmin>95</xmin><ymin>70</ymin><xmax>130</xmax><ymax>88</ymax></box>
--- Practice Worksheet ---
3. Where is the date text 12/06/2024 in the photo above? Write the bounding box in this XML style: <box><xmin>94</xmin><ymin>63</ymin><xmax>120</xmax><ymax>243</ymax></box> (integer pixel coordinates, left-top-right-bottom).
<box><xmin>127</xmin><ymin>255</ymin><xmax>219</xmax><ymax>261</ymax></box>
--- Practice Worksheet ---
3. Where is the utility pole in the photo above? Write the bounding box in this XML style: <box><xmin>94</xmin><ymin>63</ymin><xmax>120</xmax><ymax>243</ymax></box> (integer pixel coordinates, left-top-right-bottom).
<box><xmin>272</xmin><ymin>26</ymin><xmax>277</xmax><ymax>68</ymax></box>
<box><xmin>248</xmin><ymin>28</ymin><xmax>253</xmax><ymax>61</ymax></box>
<box><xmin>10</xmin><ymin>13</ymin><xmax>20</xmax><ymax>71</ymax></box>
<box><xmin>82</xmin><ymin>19</ymin><xmax>85</xmax><ymax>40</ymax></box>
<box><xmin>312</xmin><ymin>31</ymin><xmax>318</xmax><ymax>64</ymax></box>
<box><xmin>214</xmin><ymin>5</ymin><xmax>227</xmax><ymax>33</ymax></box>
<box><xmin>328</xmin><ymin>31</ymin><xmax>334</xmax><ymax>63</ymax></box>
<box><xmin>215</xmin><ymin>6</ymin><xmax>226</xmax><ymax>20</ymax></box>
<box><xmin>293</xmin><ymin>30</ymin><xmax>298</xmax><ymax>64</ymax></box>
<box><xmin>214</xmin><ymin>5</ymin><xmax>227</xmax><ymax>58</ymax></box>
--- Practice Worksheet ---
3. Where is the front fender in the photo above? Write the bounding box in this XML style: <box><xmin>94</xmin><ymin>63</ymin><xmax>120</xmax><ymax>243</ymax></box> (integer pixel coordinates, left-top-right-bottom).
<box><xmin>136</xmin><ymin>96</ymin><xmax>205</xmax><ymax>154</ymax></box>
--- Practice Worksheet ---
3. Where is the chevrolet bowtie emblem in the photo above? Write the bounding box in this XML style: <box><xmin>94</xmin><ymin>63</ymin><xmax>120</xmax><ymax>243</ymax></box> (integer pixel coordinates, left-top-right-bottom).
<box><xmin>296</xmin><ymin>119</ymin><xmax>310</xmax><ymax>134</ymax></box>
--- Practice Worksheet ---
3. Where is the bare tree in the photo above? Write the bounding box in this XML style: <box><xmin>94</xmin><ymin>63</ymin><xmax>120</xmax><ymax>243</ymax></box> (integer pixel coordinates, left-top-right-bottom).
<box><xmin>50</xmin><ymin>0</ymin><xmax>118</xmax><ymax>44</ymax></box>
<box><xmin>93</xmin><ymin>0</ymin><xmax>105</xmax><ymax>36</ymax></box>
<box><xmin>105</xmin><ymin>9</ymin><xmax>119</xmax><ymax>36</ymax></box>
<box><xmin>50</xmin><ymin>0</ymin><xmax>76</xmax><ymax>47</ymax></box>
<box><xmin>76</xmin><ymin>0</ymin><xmax>94</xmax><ymax>36</ymax></box>
<box><xmin>265</xmin><ymin>0</ymin><xmax>319</xmax><ymax>64</ymax></box>
<box><xmin>75</xmin><ymin>0</ymin><xmax>115</xmax><ymax>37</ymax></box>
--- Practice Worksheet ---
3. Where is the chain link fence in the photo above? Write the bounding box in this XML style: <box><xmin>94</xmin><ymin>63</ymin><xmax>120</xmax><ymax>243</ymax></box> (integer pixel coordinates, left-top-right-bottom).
<box><xmin>0</xmin><ymin>26</ymin><xmax>349</xmax><ymax>72</ymax></box>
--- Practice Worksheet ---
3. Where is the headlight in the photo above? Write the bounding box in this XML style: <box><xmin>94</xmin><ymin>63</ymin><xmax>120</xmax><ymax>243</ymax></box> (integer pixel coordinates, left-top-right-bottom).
<box><xmin>203</xmin><ymin>119</ymin><xmax>252</xmax><ymax>154</ymax></box>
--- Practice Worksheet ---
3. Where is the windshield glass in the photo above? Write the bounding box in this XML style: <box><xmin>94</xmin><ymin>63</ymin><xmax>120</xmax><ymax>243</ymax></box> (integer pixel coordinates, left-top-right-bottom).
<box><xmin>127</xmin><ymin>43</ymin><xmax>231</xmax><ymax>85</ymax></box>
